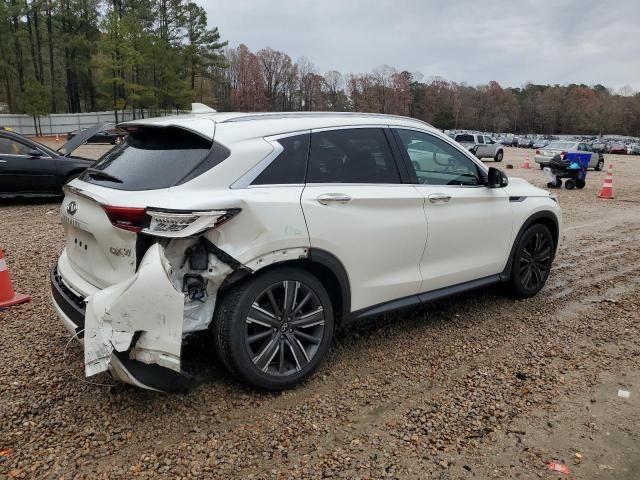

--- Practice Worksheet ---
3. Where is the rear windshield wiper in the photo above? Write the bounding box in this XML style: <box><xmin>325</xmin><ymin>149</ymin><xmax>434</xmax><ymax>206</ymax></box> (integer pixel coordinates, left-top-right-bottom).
<box><xmin>85</xmin><ymin>168</ymin><xmax>123</xmax><ymax>183</ymax></box>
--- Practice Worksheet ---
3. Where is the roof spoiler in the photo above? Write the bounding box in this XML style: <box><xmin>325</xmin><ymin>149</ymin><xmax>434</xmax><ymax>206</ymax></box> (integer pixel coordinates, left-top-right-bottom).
<box><xmin>191</xmin><ymin>103</ymin><xmax>217</xmax><ymax>114</ymax></box>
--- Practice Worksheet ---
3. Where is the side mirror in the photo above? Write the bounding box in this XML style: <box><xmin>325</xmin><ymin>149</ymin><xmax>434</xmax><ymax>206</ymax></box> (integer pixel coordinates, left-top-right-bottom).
<box><xmin>487</xmin><ymin>167</ymin><xmax>508</xmax><ymax>188</ymax></box>
<box><xmin>28</xmin><ymin>149</ymin><xmax>43</xmax><ymax>158</ymax></box>
<box><xmin>468</xmin><ymin>145</ymin><xmax>479</xmax><ymax>157</ymax></box>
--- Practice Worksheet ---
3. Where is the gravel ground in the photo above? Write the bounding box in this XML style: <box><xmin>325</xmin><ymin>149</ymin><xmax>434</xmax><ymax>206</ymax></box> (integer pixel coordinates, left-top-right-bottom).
<box><xmin>1</xmin><ymin>146</ymin><xmax>639</xmax><ymax>479</ymax></box>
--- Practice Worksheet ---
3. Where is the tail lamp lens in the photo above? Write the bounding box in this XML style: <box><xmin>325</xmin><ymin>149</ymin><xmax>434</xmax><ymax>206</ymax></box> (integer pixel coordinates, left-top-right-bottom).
<box><xmin>102</xmin><ymin>206</ymin><xmax>146</xmax><ymax>233</ymax></box>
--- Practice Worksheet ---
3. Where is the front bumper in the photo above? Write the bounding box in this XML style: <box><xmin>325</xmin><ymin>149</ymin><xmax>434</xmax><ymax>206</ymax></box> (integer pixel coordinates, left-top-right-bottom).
<box><xmin>50</xmin><ymin>263</ymin><xmax>194</xmax><ymax>393</ymax></box>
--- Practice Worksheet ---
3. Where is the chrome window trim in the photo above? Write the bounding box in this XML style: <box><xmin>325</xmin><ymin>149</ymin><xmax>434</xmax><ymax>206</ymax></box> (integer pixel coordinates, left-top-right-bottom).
<box><xmin>230</xmin><ymin>129</ymin><xmax>310</xmax><ymax>189</ymax></box>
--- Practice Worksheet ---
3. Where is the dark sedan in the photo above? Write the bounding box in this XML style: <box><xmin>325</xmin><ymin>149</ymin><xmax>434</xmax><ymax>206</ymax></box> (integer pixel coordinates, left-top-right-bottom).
<box><xmin>0</xmin><ymin>127</ymin><xmax>97</xmax><ymax>198</ymax></box>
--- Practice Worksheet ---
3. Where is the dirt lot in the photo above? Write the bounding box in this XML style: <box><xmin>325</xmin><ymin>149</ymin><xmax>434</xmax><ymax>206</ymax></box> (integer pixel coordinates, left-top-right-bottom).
<box><xmin>1</xmin><ymin>145</ymin><xmax>639</xmax><ymax>479</ymax></box>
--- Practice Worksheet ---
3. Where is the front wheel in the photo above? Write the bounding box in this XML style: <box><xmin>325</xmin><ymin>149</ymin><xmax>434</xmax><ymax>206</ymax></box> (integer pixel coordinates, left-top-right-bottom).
<box><xmin>213</xmin><ymin>267</ymin><xmax>334</xmax><ymax>390</ymax></box>
<box><xmin>595</xmin><ymin>159</ymin><xmax>604</xmax><ymax>171</ymax></box>
<box><xmin>509</xmin><ymin>224</ymin><xmax>554</xmax><ymax>298</ymax></box>
<box><xmin>494</xmin><ymin>150</ymin><xmax>504</xmax><ymax>162</ymax></box>
<box><xmin>565</xmin><ymin>179</ymin><xmax>576</xmax><ymax>190</ymax></box>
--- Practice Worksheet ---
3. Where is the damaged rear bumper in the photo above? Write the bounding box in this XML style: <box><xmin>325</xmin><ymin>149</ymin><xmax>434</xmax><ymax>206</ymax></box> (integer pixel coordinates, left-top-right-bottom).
<box><xmin>50</xmin><ymin>241</ymin><xmax>231</xmax><ymax>393</ymax></box>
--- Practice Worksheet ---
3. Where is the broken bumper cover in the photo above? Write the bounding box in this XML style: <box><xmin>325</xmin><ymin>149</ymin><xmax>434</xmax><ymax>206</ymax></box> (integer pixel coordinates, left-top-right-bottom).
<box><xmin>50</xmin><ymin>244</ymin><xmax>196</xmax><ymax>393</ymax></box>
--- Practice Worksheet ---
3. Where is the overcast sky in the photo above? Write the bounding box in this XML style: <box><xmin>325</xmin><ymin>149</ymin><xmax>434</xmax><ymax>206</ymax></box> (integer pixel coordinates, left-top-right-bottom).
<box><xmin>202</xmin><ymin>0</ymin><xmax>639</xmax><ymax>92</ymax></box>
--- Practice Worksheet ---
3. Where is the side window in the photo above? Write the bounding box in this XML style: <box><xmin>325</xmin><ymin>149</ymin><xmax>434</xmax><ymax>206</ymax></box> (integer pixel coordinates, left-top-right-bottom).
<box><xmin>252</xmin><ymin>134</ymin><xmax>309</xmax><ymax>185</ymax></box>
<box><xmin>484</xmin><ymin>136</ymin><xmax>494</xmax><ymax>144</ymax></box>
<box><xmin>307</xmin><ymin>128</ymin><xmax>400</xmax><ymax>184</ymax></box>
<box><xmin>395</xmin><ymin>129</ymin><xmax>481</xmax><ymax>186</ymax></box>
<box><xmin>583</xmin><ymin>144</ymin><xmax>593</xmax><ymax>152</ymax></box>
<box><xmin>0</xmin><ymin>137</ymin><xmax>31</xmax><ymax>155</ymax></box>
<box><xmin>476</xmin><ymin>135</ymin><xmax>484</xmax><ymax>144</ymax></box>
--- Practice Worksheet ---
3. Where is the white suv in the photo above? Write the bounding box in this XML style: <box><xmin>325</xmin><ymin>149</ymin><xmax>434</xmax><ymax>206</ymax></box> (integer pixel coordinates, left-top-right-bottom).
<box><xmin>454</xmin><ymin>133</ymin><xmax>504</xmax><ymax>161</ymax></box>
<box><xmin>51</xmin><ymin>110</ymin><xmax>561</xmax><ymax>392</ymax></box>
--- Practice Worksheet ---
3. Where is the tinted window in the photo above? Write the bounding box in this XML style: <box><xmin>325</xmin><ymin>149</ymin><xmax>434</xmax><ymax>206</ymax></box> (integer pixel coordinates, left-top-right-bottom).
<box><xmin>0</xmin><ymin>137</ymin><xmax>30</xmax><ymax>155</ymax></box>
<box><xmin>80</xmin><ymin>127</ymin><xmax>229</xmax><ymax>191</ymax></box>
<box><xmin>476</xmin><ymin>136</ymin><xmax>484</xmax><ymax>144</ymax></box>
<box><xmin>252</xmin><ymin>134</ymin><xmax>309</xmax><ymax>185</ymax></box>
<box><xmin>484</xmin><ymin>136</ymin><xmax>494</xmax><ymax>144</ymax></box>
<box><xmin>395</xmin><ymin>129</ymin><xmax>481</xmax><ymax>186</ymax></box>
<box><xmin>455</xmin><ymin>134</ymin><xmax>475</xmax><ymax>143</ymax></box>
<box><xmin>307</xmin><ymin>128</ymin><xmax>400</xmax><ymax>184</ymax></box>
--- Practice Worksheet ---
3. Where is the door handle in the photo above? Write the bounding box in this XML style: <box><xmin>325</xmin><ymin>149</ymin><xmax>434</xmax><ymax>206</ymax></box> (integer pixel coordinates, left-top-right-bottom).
<box><xmin>317</xmin><ymin>193</ymin><xmax>352</xmax><ymax>205</ymax></box>
<box><xmin>428</xmin><ymin>193</ymin><xmax>451</xmax><ymax>203</ymax></box>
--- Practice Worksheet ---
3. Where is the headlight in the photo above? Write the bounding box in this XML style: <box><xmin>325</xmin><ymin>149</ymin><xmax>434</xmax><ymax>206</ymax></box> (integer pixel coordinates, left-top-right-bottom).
<box><xmin>548</xmin><ymin>193</ymin><xmax>559</xmax><ymax>205</ymax></box>
<box><xmin>142</xmin><ymin>209</ymin><xmax>240</xmax><ymax>238</ymax></box>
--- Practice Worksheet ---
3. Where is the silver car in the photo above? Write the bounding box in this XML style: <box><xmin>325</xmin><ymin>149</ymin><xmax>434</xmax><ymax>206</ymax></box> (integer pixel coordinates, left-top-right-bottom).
<box><xmin>534</xmin><ymin>141</ymin><xmax>604</xmax><ymax>171</ymax></box>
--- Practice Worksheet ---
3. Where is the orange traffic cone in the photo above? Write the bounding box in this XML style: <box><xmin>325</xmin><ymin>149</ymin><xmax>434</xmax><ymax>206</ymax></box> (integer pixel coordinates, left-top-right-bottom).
<box><xmin>0</xmin><ymin>249</ymin><xmax>31</xmax><ymax>308</ymax></box>
<box><xmin>523</xmin><ymin>156</ymin><xmax>530</xmax><ymax>169</ymax></box>
<box><xmin>598</xmin><ymin>164</ymin><xmax>614</xmax><ymax>199</ymax></box>
<box><xmin>55</xmin><ymin>133</ymin><xmax>60</xmax><ymax>142</ymax></box>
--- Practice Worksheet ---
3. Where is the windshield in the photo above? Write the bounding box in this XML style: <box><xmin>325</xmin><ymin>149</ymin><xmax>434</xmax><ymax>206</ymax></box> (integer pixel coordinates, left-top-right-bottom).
<box><xmin>544</xmin><ymin>141</ymin><xmax>574</xmax><ymax>150</ymax></box>
<box><xmin>79</xmin><ymin>126</ymin><xmax>229</xmax><ymax>191</ymax></box>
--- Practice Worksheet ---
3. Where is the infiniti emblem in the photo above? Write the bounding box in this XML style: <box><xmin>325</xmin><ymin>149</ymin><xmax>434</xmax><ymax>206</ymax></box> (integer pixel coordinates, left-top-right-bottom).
<box><xmin>67</xmin><ymin>201</ymin><xmax>78</xmax><ymax>216</ymax></box>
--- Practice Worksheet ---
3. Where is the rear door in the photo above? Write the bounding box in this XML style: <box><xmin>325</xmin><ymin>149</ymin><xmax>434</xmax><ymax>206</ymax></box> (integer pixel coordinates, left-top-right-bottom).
<box><xmin>392</xmin><ymin>128</ymin><xmax>513</xmax><ymax>292</ymax></box>
<box><xmin>300</xmin><ymin>127</ymin><xmax>426</xmax><ymax>312</ymax></box>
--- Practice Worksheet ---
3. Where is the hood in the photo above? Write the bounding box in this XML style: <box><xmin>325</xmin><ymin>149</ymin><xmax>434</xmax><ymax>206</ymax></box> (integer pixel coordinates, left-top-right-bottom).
<box><xmin>57</xmin><ymin>123</ymin><xmax>112</xmax><ymax>156</ymax></box>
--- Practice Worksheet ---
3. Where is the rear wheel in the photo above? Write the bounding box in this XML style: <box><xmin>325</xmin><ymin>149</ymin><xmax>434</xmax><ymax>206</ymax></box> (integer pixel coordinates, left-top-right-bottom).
<box><xmin>494</xmin><ymin>150</ymin><xmax>504</xmax><ymax>162</ymax></box>
<box><xmin>595</xmin><ymin>159</ymin><xmax>604</xmax><ymax>171</ymax></box>
<box><xmin>509</xmin><ymin>224</ymin><xmax>554</xmax><ymax>298</ymax></box>
<box><xmin>575</xmin><ymin>178</ymin><xmax>586</xmax><ymax>189</ymax></box>
<box><xmin>213</xmin><ymin>267</ymin><xmax>334</xmax><ymax>390</ymax></box>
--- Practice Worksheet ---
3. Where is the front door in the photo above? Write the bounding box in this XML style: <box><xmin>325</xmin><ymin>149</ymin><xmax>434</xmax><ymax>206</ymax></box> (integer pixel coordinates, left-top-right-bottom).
<box><xmin>300</xmin><ymin>127</ymin><xmax>427</xmax><ymax>312</ymax></box>
<box><xmin>392</xmin><ymin>128</ymin><xmax>513</xmax><ymax>292</ymax></box>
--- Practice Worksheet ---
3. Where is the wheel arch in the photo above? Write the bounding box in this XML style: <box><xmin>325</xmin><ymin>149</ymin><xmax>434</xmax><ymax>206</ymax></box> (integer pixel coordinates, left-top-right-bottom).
<box><xmin>500</xmin><ymin>211</ymin><xmax>560</xmax><ymax>281</ymax></box>
<box><xmin>219</xmin><ymin>248</ymin><xmax>351</xmax><ymax>324</ymax></box>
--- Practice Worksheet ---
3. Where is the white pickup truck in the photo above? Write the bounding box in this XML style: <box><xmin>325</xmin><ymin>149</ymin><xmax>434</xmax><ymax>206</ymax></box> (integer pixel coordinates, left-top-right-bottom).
<box><xmin>454</xmin><ymin>133</ymin><xmax>504</xmax><ymax>162</ymax></box>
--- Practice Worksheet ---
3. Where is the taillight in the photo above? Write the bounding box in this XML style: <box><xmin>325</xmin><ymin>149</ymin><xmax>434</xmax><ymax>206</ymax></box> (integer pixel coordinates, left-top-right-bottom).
<box><xmin>102</xmin><ymin>206</ymin><xmax>146</xmax><ymax>233</ymax></box>
<box><xmin>535</xmin><ymin>149</ymin><xmax>540</xmax><ymax>155</ymax></box>
<box><xmin>143</xmin><ymin>209</ymin><xmax>240</xmax><ymax>238</ymax></box>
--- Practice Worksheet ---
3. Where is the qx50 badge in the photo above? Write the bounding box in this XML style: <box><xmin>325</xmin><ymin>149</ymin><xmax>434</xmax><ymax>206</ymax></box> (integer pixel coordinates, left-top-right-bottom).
<box><xmin>66</xmin><ymin>201</ymin><xmax>78</xmax><ymax>216</ymax></box>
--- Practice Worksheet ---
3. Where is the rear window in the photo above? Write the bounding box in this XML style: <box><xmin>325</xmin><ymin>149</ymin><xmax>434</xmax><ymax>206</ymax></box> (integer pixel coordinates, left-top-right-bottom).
<box><xmin>454</xmin><ymin>134</ymin><xmax>475</xmax><ymax>143</ymax></box>
<box><xmin>544</xmin><ymin>142</ymin><xmax>574</xmax><ymax>150</ymax></box>
<box><xmin>80</xmin><ymin>126</ymin><xmax>229</xmax><ymax>190</ymax></box>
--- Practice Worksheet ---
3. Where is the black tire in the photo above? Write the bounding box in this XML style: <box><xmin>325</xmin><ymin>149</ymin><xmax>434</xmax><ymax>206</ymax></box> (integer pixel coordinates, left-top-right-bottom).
<box><xmin>575</xmin><ymin>178</ymin><xmax>586</xmax><ymax>189</ymax></box>
<box><xmin>565</xmin><ymin>179</ymin><xmax>576</xmax><ymax>190</ymax></box>
<box><xmin>539</xmin><ymin>163</ymin><xmax>545</xmax><ymax>170</ymax></box>
<box><xmin>595</xmin><ymin>159</ymin><xmax>604</xmax><ymax>171</ymax></box>
<box><xmin>494</xmin><ymin>150</ymin><xmax>504</xmax><ymax>162</ymax></box>
<box><xmin>213</xmin><ymin>267</ymin><xmax>334</xmax><ymax>390</ymax></box>
<box><xmin>509</xmin><ymin>224</ymin><xmax>554</xmax><ymax>298</ymax></box>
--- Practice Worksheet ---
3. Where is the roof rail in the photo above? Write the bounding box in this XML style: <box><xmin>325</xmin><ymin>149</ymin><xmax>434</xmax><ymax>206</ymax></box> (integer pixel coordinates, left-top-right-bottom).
<box><xmin>219</xmin><ymin>111</ymin><xmax>432</xmax><ymax>127</ymax></box>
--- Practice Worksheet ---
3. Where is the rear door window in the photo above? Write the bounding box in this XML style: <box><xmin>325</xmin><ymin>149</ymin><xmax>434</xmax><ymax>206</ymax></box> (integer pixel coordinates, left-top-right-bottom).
<box><xmin>476</xmin><ymin>136</ymin><xmax>484</xmax><ymax>144</ymax></box>
<box><xmin>307</xmin><ymin>128</ymin><xmax>401</xmax><ymax>184</ymax></box>
<box><xmin>80</xmin><ymin>127</ymin><xmax>229</xmax><ymax>191</ymax></box>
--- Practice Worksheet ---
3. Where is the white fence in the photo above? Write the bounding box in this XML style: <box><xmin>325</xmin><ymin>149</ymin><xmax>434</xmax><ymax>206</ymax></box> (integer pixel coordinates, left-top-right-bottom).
<box><xmin>0</xmin><ymin>109</ymin><xmax>186</xmax><ymax>135</ymax></box>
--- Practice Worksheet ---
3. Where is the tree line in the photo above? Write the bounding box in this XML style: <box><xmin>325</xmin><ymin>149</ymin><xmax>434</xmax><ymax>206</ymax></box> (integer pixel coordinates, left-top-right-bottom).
<box><xmin>2</xmin><ymin>1</ymin><xmax>639</xmax><ymax>136</ymax></box>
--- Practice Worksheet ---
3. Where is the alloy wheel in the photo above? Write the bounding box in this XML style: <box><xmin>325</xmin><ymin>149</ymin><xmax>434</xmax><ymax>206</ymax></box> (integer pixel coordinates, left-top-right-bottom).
<box><xmin>519</xmin><ymin>232</ymin><xmax>552</xmax><ymax>291</ymax></box>
<box><xmin>245</xmin><ymin>281</ymin><xmax>325</xmax><ymax>376</ymax></box>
